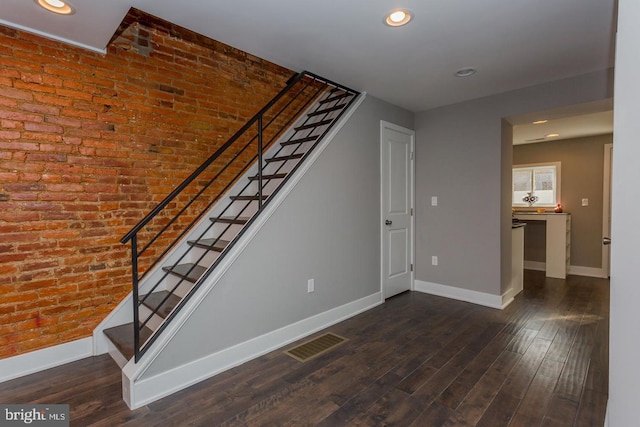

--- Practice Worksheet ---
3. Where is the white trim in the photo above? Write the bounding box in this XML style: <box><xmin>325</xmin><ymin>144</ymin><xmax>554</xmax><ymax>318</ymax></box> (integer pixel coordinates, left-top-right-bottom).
<box><xmin>414</xmin><ymin>280</ymin><xmax>504</xmax><ymax>310</ymax></box>
<box><xmin>119</xmin><ymin>93</ymin><xmax>369</xmax><ymax>408</ymax></box>
<box><xmin>501</xmin><ymin>287</ymin><xmax>516</xmax><ymax>309</ymax></box>
<box><xmin>602</xmin><ymin>143</ymin><xmax>613</xmax><ymax>278</ymax></box>
<box><xmin>523</xmin><ymin>262</ymin><xmax>608</xmax><ymax>278</ymax></box>
<box><xmin>0</xmin><ymin>19</ymin><xmax>107</xmax><ymax>54</ymax></box>
<box><xmin>125</xmin><ymin>292</ymin><xmax>382</xmax><ymax>409</ymax></box>
<box><xmin>0</xmin><ymin>337</ymin><xmax>92</xmax><ymax>383</ymax></box>
<box><xmin>523</xmin><ymin>260</ymin><xmax>546</xmax><ymax>271</ymax></box>
<box><xmin>569</xmin><ymin>265</ymin><xmax>608</xmax><ymax>278</ymax></box>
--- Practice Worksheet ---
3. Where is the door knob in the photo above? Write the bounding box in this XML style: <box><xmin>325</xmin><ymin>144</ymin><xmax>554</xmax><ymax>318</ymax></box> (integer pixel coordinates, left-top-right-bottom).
<box><xmin>385</xmin><ymin>220</ymin><xmax>392</xmax><ymax>226</ymax></box>
<box><xmin>603</xmin><ymin>237</ymin><xmax>611</xmax><ymax>245</ymax></box>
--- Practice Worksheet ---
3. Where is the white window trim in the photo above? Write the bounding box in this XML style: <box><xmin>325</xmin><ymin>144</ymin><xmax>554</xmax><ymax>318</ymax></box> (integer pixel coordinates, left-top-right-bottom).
<box><xmin>512</xmin><ymin>161</ymin><xmax>561</xmax><ymax>208</ymax></box>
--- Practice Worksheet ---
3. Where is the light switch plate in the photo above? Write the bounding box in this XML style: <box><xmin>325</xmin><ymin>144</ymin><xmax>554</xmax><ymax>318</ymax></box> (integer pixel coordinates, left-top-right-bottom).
<box><xmin>431</xmin><ymin>196</ymin><xmax>438</xmax><ymax>206</ymax></box>
<box><xmin>582</xmin><ymin>198</ymin><xmax>589</xmax><ymax>206</ymax></box>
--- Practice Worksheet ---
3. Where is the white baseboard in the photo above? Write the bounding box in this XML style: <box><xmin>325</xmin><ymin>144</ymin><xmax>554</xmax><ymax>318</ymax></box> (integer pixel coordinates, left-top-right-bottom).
<box><xmin>414</xmin><ymin>280</ymin><xmax>505</xmax><ymax>310</ymax></box>
<box><xmin>0</xmin><ymin>337</ymin><xmax>93</xmax><ymax>383</ymax></box>
<box><xmin>524</xmin><ymin>261</ymin><xmax>546</xmax><ymax>271</ymax></box>
<box><xmin>524</xmin><ymin>261</ymin><xmax>607</xmax><ymax>278</ymax></box>
<box><xmin>126</xmin><ymin>292</ymin><xmax>382</xmax><ymax>409</ymax></box>
<box><xmin>569</xmin><ymin>265</ymin><xmax>608</xmax><ymax>278</ymax></box>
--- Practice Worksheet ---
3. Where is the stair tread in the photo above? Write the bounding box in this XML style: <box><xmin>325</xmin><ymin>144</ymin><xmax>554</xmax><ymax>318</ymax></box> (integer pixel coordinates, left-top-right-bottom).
<box><xmin>230</xmin><ymin>194</ymin><xmax>269</xmax><ymax>200</ymax></box>
<box><xmin>307</xmin><ymin>104</ymin><xmax>347</xmax><ymax>117</ymax></box>
<box><xmin>104</xmin><ymin>322</ymin><xmax>153</xmax><ymax>361</ymax></box>
<box><xmin>140</xmin><ymin>290</ymin><xmax>181</xmax><ymax>319</ymax></box>
<box><xmin>248</xmin><ymin>173</ymin><xmax>287</xmax><ymax>181</ymax></box>
<box><xmin>187</xmin><ymin>238</ymin><xmax>230</xmax><ymax>251</ymax></box>
<box><xmin>281</xmin><ymin>135</ymin><xmax>319</xmax><ymax>146</ymax></box>
<box><xmin>319</xmin><ymin>92</ymin><xmax>352</xmax><ymax>104</ymax></box>
<box><xmin>210</xmin><ymin>216</ymin><xmax>250</xmax><ymax>224</ymax></box>
<box><xmin>295</xmin><ymin>119</ymin><xmax>333</xmax><ymax>131</ymax></box>
<box><xmin>162</xmin><ymin>263</ymin><xmax>207</xmax><ymax>282</ymax></box>
<box><xmin>265</xmin><ymin>153</ymin><xmax>304</xmax><ymax>163</ymax></box>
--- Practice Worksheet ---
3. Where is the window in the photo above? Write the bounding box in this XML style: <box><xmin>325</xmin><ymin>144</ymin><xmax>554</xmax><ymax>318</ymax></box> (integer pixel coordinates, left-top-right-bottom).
<box><xmin>512</xmin><ymin>162</ymin><xmax>561</xmax><ymax>207</ymax></box>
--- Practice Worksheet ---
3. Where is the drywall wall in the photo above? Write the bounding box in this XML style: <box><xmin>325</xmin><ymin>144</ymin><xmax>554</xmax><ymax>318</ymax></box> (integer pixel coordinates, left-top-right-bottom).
<box><xmin>514</xmin><ymin>134</ymin><xmax>612</xmax><ymax>269</ymax></box>
<box><xmin>141</xmin><ymin>95</ymin><xmax>413</xmax><ymax>377</ymax></box>
<box><xmin>609</xmin><ymin>0</ymin><xmax>640</xmax><ymax>424</ymax></box>
<box><xmin>414</xmin><ymin>69</ymin><xmax>613</xmax><ymax>298</ymax></box>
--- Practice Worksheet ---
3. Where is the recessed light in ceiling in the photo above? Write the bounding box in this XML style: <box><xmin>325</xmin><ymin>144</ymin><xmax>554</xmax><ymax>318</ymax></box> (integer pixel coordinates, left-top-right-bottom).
<box><xmin>532</xmin><ymin>120</ymin><xmax>548</xmax><ymax>125</ymax></box>
<box><xmin>385</xmin><ymin>9</ymin><xmax>413</xmax><ymax>27</ymax></box>
<box><xmin>454</xmin><ymin>67</ymin><xmax>477</xmax><ymax>77</ymax></box>
<box><xmin>36</xmin><ymin>0</ymin><xmax>75</xmax><ymax>15</ymax></box>
<box><xmin>545</xmin><ymin>133</ymin><xmax>560</xmax><ymax>138</ymax></box>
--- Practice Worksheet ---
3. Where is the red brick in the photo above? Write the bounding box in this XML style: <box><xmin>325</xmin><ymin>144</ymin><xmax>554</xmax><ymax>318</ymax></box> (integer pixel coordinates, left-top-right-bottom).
<box><xmin>0</xmin><ymin>17</ymin><xmax>293</xmax><ymax>357</ymax></box>
<box><xmin>0</xmin><ymin>87</ymin><xmax>33</xmax><ymax>101</ymax></box>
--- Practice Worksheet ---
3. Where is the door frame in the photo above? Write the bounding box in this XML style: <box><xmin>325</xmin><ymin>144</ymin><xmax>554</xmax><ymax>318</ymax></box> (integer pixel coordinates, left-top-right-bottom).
<box><xmin>379</xmin><ymin>120</ymin><xmax>415</xmax><ymax>298</ymax></box>
<box><xmin>602</xmin><ymin>142</ymin><xmax>613</xmax><ymax>277</ymax></box>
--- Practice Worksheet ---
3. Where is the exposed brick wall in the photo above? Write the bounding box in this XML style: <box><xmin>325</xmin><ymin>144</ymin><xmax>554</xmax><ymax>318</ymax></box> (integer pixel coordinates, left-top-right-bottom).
<box><xmin>0</xmin><ymin>12</ymin><xmax>296</xmax><ymax>358</ymax></box>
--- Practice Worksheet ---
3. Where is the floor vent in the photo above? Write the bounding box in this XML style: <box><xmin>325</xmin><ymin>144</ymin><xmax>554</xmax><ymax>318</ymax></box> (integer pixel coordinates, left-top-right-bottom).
<box><xmin>284</xmin><ymin>332</ymin><xmax>347</xmax><ymax>362</ymax></box>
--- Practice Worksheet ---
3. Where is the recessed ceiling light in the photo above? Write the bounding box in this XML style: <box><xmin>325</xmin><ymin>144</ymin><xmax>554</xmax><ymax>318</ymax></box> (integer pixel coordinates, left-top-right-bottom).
<box><xmin>545</xmin><ymin>133</ymin><xmax>560</xmax><ymax>138</ymax></box>
<box><xmin>36</xmin><ymin>0</ymin><xmax>75</xmax><ymax>15</ymax></box>
<box><xmin>385</xmin><ymin>9</ymin><xmax>413</xmax><ymax>27</ymax></box>
<box><xmin>532</xmin><ymin>120</ymin><xmax>548</xmax><ymax>125</ymax></box>
<box><xmin>454</xmin><ymin>67</ymin><xmax>477</xmax><ymax>77</ymax></box>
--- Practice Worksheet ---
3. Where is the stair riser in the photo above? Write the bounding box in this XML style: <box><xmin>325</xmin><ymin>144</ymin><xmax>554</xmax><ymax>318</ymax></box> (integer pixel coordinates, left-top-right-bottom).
<box><xmin>138</xmin><ymin>304</ymin><xmax>164</xmax><ymax>331</ymax></box>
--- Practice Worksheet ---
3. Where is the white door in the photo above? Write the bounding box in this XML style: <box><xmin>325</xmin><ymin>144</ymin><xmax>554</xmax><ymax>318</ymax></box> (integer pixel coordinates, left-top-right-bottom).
<box><xmin>381</xmin><ymin>121</ymin><xmax>414</xmax><ymax>298</ymax></box>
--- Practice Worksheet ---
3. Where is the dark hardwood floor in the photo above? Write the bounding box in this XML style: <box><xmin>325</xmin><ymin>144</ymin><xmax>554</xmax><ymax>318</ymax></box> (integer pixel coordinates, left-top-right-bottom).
<box><xmin>0</xmin><ymin>270</ymin><xmax>609</xmax><ymax>426</ymax></box>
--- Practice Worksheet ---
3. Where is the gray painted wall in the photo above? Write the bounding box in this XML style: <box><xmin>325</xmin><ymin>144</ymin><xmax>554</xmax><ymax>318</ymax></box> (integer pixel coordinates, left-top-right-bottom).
<box><xmin>142</xmin><ymin>95</ymin><xmax>413</xmax><ymax>377</ymax></box>
<box><xmin>414</xmin><ymin>69</ymin><xmax>613</xmax><ymax>297</ymax></box>
<box><xmin>514</xmin><ymin>134</ymin><xmax>612</xmax><ymax>268</ymax></box>
<box><xmin>609</xmin><ymin>1</ymin><xmax>640</xmax><ymax>424</ymax></box>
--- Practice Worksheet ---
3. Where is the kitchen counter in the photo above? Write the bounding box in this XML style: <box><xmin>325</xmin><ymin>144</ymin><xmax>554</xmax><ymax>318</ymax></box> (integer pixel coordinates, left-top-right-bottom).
<box><xmin>513</xmin><ymin>212</ymin><xmax>571</xmax><ymax>279</ymax></box>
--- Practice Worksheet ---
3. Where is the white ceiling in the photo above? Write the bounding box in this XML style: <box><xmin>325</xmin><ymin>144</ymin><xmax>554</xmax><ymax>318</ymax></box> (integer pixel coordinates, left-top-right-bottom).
<box><xmin>511</xmin><ymin>99</ymin><xmax>614</xmax><ymax>145</ymax></box>
<box><xmin>0</xmin><ymin>0</ymin><xmax>616</xmax><ymax>113</ymax></box>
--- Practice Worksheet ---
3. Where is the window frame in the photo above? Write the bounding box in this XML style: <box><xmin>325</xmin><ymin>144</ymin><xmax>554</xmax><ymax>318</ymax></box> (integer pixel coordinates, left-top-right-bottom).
<box><xmin>512</xmin><ymin>161</ymin><xmax>561</xmax><ymax>208</ymax></box>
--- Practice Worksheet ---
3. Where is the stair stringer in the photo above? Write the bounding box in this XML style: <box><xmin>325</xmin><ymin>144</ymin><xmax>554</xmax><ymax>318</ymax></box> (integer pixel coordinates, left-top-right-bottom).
<box><xmin>121</xmin><ymin>92</ymin><xmax>368</xmax><ymax>409</ymax></box>
<box><xmin>91</xmin><ymin>87</ymin><xmax>336</xmax><ymax>359</ymax></box>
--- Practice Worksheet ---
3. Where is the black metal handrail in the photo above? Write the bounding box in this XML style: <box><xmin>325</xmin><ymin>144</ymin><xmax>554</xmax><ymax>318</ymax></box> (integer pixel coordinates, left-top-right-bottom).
<box><xmin>120</xmin><ymin>70</ymin><xmax>359</xmax><ymax>361</ymax></box>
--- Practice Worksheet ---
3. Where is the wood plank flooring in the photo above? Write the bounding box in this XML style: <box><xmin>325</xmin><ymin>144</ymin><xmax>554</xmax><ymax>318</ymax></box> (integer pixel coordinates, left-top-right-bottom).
<box><xmin>0</xmin><ymin>270</ymin><xmax>609</xmax><ymax>426</ymax></box>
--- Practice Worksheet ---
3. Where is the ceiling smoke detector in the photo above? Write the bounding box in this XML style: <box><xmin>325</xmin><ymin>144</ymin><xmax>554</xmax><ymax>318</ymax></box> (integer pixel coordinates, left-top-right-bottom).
<box><xmin>36</xmin><ymin>0</ymin><xmax>75</xmax><ymax>15</ymax></box>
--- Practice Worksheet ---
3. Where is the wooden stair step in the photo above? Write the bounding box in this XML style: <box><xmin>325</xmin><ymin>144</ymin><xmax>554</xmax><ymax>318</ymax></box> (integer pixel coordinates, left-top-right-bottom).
<box><xmin>265</xmin><ymin>153</ymin><xmax>304</xmax><ymax>163</ymax></box>
<box><xmin>319</xmin><ymin>92</ymin><xmax>352</xmax><ymax>104</ymax></box>
<box><xmin>307</xmin><ymin>104</ymin><xmax>347</xmax><ymax>117</ymax></box>
<box><xmin>104</xmin><ymin>322</ymin><xmax>153</xmax><ymax>361</ymax></box>
<box><xmin>162</xmin><ymin>263</ymin><xmax>207</xmax><ymax>283</ymax></box>
<box><xmin>295</xmin><ymin>119</ymin><xmax>333</xmax><ymax>131</ymax></box>
<box><xmin>230</xmin><ymin>194</ymin><xmax>269</xmax><ymax>201</ymax></box>
<box><xmin>210</xmin><ymin>216</ymin><xmax>250</xmax><ymax>224</ymax></box>
<box><xmin>248</xmin><ymin>173</ymin><xmax>287</xmax><ymax>181</ymax></box>
<box><xmin>280</xmin><ymin>136</ymin><xmax>318</xmax><ymax>146</ymax></box>
<box><xmin>187</xmin><ymin>238</ymin><xmax>230</xmax><ymax>251</ymax></box>
<box><xmin>140</xmin><ymin>291</ymin><xmax>181</xmax><ymax>319</ymax></box>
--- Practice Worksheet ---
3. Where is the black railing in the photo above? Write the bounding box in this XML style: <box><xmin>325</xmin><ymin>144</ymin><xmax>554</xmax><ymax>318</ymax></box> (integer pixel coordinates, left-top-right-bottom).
<box><xmin>121</xmin><ymin>71</ymin><xmax>359</xmax><ymax>361</ymax></box>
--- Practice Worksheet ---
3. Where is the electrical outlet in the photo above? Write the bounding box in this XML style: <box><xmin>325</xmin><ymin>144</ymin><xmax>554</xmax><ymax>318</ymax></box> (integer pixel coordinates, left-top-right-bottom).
<box><xmin>432</xmin><ymin>256</ymin><xmax>438</xmax><ymax>266</ymax></box>
<box><xmin>431</xmin><ymin>196</ymin><xmax>438</xmax><ymax>206</ymax></box>
<box><xmin>308</xmin><ymin>278</ymin><xmax>314</xmax><ymax>293</ymax></box>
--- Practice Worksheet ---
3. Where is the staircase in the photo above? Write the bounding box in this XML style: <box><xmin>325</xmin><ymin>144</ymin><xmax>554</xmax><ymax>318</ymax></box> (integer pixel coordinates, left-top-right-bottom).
<box><xmin>102</xmin><ymin>71</ymin><xmax>359</xmax><ymax>364</ymax></box>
